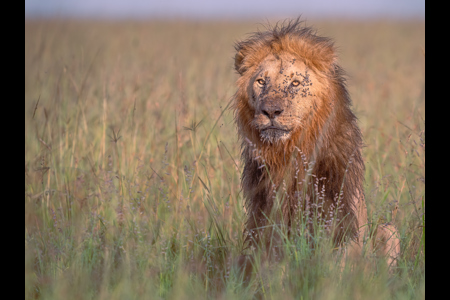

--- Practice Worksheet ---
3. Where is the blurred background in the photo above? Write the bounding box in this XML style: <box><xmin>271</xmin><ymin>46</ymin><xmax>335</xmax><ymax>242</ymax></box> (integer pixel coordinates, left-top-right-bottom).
<box><xmin>25</xmin><ymin>1</ymin><xmax>425</xmax><ymax>299</ymax></box>
<box><xmin>26</xmin><ymin>0</ymin><xmax>424</xmax><ymax>20</ymax></box>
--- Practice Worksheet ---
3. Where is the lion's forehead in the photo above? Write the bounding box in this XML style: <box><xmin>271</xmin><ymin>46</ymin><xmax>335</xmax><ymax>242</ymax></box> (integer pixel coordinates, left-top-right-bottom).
<box><xmin>256</xmin><ymin>54</ymin><xmax>311</xmax><ymax>84</ymax></box>
<box><xmin>259</xmin><ymin>53</ymin><xmax>307</xmax><ymax>69</ymax></box>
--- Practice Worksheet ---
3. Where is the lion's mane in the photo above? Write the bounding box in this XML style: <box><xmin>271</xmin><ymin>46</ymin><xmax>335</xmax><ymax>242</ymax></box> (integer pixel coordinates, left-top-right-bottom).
<box><xmin>233</xmin><ymin>19</ymin><xmax>365</xmax><ymax>248</ymax></box>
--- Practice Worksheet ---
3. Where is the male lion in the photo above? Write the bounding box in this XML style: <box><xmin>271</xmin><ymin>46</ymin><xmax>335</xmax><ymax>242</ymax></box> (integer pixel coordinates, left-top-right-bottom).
<box><xmin>233</xmin><ymin>19</ymin><xmax>399</xmax><ymax>271</ymax></box>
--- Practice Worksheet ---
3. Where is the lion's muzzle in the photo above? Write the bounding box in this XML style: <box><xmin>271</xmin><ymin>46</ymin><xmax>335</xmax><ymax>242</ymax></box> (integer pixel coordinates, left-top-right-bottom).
<box><xmin>260</xmin><ymin>99</ymin><xmax>284</xmax><ymax>121</ymax></box>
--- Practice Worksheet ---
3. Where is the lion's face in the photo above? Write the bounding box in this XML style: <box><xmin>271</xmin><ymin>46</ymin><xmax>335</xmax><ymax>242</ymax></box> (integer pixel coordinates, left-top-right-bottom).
<box><xmin>247</xmin><ymin>53</ymin><xmax>320</xmax><ymax>144</ymax></box>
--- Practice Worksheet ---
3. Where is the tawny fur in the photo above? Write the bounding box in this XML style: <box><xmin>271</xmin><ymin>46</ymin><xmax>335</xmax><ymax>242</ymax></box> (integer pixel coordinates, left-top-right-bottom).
<box><xmin>233</xmin><ymin>19</ymin><xmax>399</xmax><ymax>266</ymax></box>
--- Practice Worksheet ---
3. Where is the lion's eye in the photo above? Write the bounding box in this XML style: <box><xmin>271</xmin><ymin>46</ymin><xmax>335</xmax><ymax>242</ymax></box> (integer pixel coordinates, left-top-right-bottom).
<box><xmin>256</xmin><ymin>79</ymin><xmax>265</xmax><ymax>86</ymax></box>
<box><xmin>291</xmin><ymin>80</ymin><xmax>300</xmax><ymax>87</ymax></box>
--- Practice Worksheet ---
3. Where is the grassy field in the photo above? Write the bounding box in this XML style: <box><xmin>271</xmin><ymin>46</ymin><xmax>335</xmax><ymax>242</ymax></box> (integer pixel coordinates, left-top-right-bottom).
<box><xmin>25</xmin><ymin>19</ymin><xmax>425</xmax><ymax>299</ymax></box>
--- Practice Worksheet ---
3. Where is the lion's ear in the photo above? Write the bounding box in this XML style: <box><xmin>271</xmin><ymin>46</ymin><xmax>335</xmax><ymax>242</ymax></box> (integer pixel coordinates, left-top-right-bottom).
<box><xmin>234</xmin><ymin>43</ymin><xmax>248</xmax><ymax>75</ymax></box>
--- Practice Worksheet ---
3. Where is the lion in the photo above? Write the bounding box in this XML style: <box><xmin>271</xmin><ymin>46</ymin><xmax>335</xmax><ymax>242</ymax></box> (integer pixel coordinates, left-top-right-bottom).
<box><xmin>233</xmin><ymin>19</ymin><xmax>400</xmax><ymax>272</ymax></box>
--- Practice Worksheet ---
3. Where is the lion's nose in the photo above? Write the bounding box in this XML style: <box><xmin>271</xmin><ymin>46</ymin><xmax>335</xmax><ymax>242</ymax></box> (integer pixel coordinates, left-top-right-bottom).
<box><xmin>261</xmin><ymin>106</ymin><xmax>284</xmax><ymax>120</ymax></box>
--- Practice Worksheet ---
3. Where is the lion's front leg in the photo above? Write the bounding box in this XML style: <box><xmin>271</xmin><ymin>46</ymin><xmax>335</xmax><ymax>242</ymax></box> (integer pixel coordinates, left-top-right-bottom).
<box><xmin>373</xmin><ymin>223</ymin><xmax>401</xmax><ymax>270</ymax></box>
<box><xmin>342</xmin><ymin>191</ymin><xmax>369</xmax><ymax>265</ymax></box>
<box><xmin>345</xmin><ymin>191</ymin><xmax>400</xmax><ymax>272</ymax></box>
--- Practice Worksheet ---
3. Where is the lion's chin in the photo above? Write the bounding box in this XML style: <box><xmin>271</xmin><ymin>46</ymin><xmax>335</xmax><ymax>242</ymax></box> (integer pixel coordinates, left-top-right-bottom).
<box><xmin>259</xmin><ymin>129</ymin><xmax>291</xmax><ymax>144</ymax></box>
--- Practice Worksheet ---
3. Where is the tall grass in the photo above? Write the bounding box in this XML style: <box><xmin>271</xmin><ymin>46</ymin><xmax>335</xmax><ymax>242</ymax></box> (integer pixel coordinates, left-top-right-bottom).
<box><xmin>25</xmin><ymin>19</ymin><xmax>425</xmax><ymax>299</ymax></box>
